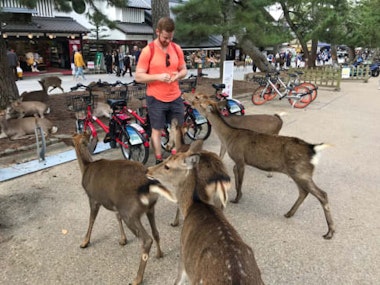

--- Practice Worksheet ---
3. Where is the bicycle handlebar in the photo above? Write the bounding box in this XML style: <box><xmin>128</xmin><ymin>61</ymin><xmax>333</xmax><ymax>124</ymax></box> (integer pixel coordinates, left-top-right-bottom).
<box><xmin>70</xmin><ymin>80</ymin><xmax>139</xmax><ymax>92</ymax></box>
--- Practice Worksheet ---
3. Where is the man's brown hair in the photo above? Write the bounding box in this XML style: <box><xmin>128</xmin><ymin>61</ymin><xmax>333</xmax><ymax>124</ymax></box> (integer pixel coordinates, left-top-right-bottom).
<box><xmin>156</xmin><ymin>17</ymin><xmax>175</xmax><ymax>33</ymax></box>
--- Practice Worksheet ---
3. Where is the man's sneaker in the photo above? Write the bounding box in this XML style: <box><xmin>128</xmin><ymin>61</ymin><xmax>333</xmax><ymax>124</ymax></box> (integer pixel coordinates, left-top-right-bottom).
<box><xmin>155</xmin><ymin>159</ymin><xmax>163</xmax><ymax>165</ymax></box>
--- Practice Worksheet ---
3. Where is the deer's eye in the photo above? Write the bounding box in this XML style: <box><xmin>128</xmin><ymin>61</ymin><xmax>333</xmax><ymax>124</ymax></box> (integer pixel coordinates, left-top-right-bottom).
<box><xmin>164</xmin><ymin>165</ymin><xmax>169</xmax><ymax>170</ymax></box>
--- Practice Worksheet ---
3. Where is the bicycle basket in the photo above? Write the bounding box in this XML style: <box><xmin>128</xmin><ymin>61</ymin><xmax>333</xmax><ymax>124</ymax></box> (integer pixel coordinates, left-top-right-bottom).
<box><xmin>66</xmin><ymin>94</ymin><xmax>98</xmax><ymax>112</ymax></box>
<box><xmin>179</xmin><ymin>78</ymin><xmax>197</xmax><ymax>93</ymax></box>
<box><xmin>105</xmin><ymin>85</ymin><xmax>128</xmax><ymax>100</ymax></box>
<box><xmin>127</xmin><ymin>84</ymin><xmax>147</xmax><ymax>101</ymax></box>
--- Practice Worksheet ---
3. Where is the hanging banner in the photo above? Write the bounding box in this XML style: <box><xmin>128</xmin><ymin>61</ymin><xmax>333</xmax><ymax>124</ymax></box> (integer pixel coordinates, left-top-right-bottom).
<box><xmin>223</xmin><ymin>60</ymin><xmax>234</xmax><ymax>98</ymax></box>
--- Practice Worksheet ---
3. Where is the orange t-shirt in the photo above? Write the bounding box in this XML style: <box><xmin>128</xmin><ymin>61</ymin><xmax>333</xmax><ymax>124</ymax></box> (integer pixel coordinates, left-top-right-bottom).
<box><xmin>137</xmin><ymin>41</ymin><xmax>186</xmax><ymax>102</ymax></box>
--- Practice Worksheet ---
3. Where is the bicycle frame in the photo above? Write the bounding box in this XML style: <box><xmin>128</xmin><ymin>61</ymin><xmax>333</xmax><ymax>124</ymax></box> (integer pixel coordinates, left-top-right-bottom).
<box><xmin>80</xmin><ymin>104</ymin><xmax>134</xmax><ymax>150</ymax></box>
<box><xmin>262</xmin><ymin>75</ymin><xmax>310</xmax><ymax>101</ymax></box>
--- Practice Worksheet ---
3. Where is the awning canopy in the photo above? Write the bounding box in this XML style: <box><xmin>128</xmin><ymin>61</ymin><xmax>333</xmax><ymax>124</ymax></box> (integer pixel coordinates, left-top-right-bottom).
<box><xmin>2</xmin><ymin>16</ymin><xmax>89</xmax><ymax>35</ymax></box>
<box><xmin>116</xmin><ymin>22</ymin><xmax>153</xmax><ymax>35</ymax></box>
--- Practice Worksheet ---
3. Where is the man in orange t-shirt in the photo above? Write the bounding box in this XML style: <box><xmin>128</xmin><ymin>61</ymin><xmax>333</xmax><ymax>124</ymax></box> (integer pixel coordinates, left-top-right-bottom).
<box><xmin>135</xmin><ymin>17</ymin><xmax>187</xmax><ymax>164</ymax></box>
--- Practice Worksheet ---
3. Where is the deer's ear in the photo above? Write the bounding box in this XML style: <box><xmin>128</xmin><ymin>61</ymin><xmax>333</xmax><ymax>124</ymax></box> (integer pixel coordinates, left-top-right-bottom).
<box><xmin>184</xmin><ymin>154</ymin><xmax>200</xmax><ymax>169</ymax></box>
<box><xmin>149</xmin><ymin>184</ymin><xmax>177</xmax><ymax>203</ymax></box>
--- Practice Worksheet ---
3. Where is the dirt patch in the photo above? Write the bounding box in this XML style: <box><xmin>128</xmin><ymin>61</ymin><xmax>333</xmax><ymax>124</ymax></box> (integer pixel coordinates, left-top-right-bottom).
<box><xmin>0</xmin><ymin>78</ymin><xmax>258</xmax><ymax>155</ymax></box>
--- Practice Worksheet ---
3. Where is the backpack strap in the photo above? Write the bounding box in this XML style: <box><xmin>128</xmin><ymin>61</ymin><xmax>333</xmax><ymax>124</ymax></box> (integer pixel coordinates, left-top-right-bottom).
<box><xmin>147</xmin><ymin>41</ymin><xmax>181</xmax><ymax>72</ymax></box>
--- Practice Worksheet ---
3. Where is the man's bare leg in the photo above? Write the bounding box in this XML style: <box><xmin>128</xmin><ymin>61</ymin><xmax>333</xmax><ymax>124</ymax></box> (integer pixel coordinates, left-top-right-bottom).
<box><xmin>151</xmin><ymin>128</ymin><xmax>163</xmax><ymax>163</ymax></box>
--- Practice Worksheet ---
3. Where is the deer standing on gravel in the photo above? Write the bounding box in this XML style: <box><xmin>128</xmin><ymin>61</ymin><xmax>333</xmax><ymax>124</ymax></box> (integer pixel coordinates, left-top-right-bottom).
<box><xmin>147</xmin><ymin>140</ymin><xmax>265</xmax><ymax>285</ymax></box>
<box><xmin>71</xmin><ymin>132</ymin><xmax>170</xmax><ymax>285</ymax></box>
<box><xmin>192</xmin><ymin>97</ymin><xmax>335</xmax><ymax>239</ymax></box>
<box><xmin>166</xmin><ymin>118</ymin><xmax>231</xmax><ymax>226</ymax></box>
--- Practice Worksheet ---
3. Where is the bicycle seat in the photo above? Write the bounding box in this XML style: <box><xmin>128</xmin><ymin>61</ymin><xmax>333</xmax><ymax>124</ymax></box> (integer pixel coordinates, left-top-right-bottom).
<box><xmin>288</xmin><ymin>73</ymin><xmax>298</xmax><ymax>78</ymax></box>
<box><xmin>107</xmin><ymin>99</ymin><xmax>126</xmax><ymax>109</ymax></box>
<box><xmin>212</xmin><ymin>83</ymin><xmax>225</xmax><ymax>90</ymax></box>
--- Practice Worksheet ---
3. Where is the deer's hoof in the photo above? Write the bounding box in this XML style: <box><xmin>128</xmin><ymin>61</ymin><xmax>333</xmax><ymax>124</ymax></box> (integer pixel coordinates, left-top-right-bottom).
<box><xmin>80</xmin><ymin>241</ymin><xmax>89</xmax><ymax>248</ymax></box>
<box><xmin>170</xmin><ymin>221</ymin><xmax>179</xmax><ymax>227</ymax></box>
<box><xmin>323</xmin><ymin>229</ymin><xmax>335</xmax><ymax>240</ymax></box>
<box><xmin>119</xmin><ymin>239</ymin><xmax>127</xmax><ymax>246</ymax></box>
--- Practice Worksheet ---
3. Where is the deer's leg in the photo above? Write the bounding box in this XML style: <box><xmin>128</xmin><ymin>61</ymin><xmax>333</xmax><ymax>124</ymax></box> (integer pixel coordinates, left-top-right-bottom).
<box><xmin>174</xmin><ymin>248</ymin><xmax>187</xmax><ymax>285</ymax></box>
<box><xmin>81</xmin><ymin>199</ymin><xmax>100</xmax><ymax>248</ymax></box>
<box><xmin>219</xmin><ymin>144</ymin><xmax>227</xmax><ymax>159</ymax></box>
<box><xmin>124</xmin><ymin>217</ymin><xmax>153</xmax><ymax>285</ymax></box>
<box><xmin>146</xmin><ymin>206</ymin><xmax>163</xmax><ymax>258</ymax></box>
<box><xmin>171</xmin><ymin>207</ymin><xmax>181</xmax><ymax>227</ymax></box>
<box><xmin>232</xmin><ymin>163</ymin><xmax>245</xmax><ymax>203</ymax></box>
<box><xmin>284</xmin><ymin>186</ymin><xmax>309</xmax><ymax>218</ymax></box>
<box><xmin>291</xmin><ymin>177</ymin><xmax>335</xmax><ymax>239</ymax></box>
<box><xmin>116</xmin><ymin>213</ymin><xmax>127</xmax><ymax>245</ymax></box>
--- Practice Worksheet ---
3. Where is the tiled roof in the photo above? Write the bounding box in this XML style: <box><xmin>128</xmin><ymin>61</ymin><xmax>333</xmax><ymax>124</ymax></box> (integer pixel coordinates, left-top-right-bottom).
<box><xmin>3</xmin><ymin>16</ymin><xmax>89</xmax><ymax>33</ymax></box>
<box><xmin>127</xmin><ymin>0</ymin><xmax>151</xmax><ymax>9</ymax></box>
<box><xmin>116</xmin><ymin>22</ymin><xmax>153</xmax><ymax>35</ymax></box>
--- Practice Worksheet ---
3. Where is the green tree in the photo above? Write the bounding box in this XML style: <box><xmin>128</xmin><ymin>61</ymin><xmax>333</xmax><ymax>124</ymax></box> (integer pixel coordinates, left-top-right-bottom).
<box><xmin>88</xmin><ymin>10</ymin><xmax>110</xmax><ymax>41</ymax></box>
<box><xmin>0</xmin><ymin>0</ymin><xmax>126</xmax><ymax>108</ymax></box>
<box><xmin>172</xmin><ymin>0</ymin><xmax>286</xmax><ymax>77</ymax></box>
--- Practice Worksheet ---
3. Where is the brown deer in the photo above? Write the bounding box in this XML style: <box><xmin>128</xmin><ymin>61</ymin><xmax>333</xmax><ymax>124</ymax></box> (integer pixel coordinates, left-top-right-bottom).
<box><xmin>192</xmin><ymin>97</ymin><xmax>335</xmax><ymax>239</ymax></box>
<box><xmin>8</xmin><ymin>100</ymin><xmax>50</xmax><ymax>118</ymax></box>
<box><xmin>71</xmin><ymin>132</ymin><xmax>172</xmax><ymax>285</ymax></box>
<box><xmin>184</xmin><ymin>93</ymin><xmax>285</xmax><ymax>159</ymax></box>
<box><xmin>0</xmin><ymin>109</ymin><xmax>57</xmax><ymax>140</ymax></box>
<box><xmin>38</xmin><ymin>76</ymin><xmax>64</xmax><ymax>93</ymax></box>
<box><xmin>166</xmin><ymin>118</ymin><xmax>231</xmax><ymax>226</ymax></box>
<box><xmin>20</xmin><ymin>84</ymin><xmax>49</xmax><ymax>103</ymax></box>
<box><xmin>147</xmin><ymin>140</ymin><xmax>265</xmax><ymax>285</ymax></box>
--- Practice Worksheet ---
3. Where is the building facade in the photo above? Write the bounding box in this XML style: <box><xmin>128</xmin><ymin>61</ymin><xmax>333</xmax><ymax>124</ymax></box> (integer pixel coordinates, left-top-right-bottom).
<box><xmin>0</xmin><ymin>0</ymin><xmax>154</xmax><ymax>71</ymax></box>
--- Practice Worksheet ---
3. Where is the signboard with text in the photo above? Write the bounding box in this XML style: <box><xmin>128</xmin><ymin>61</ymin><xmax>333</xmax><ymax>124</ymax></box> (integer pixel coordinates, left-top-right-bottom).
<box><xmin>223</xmin><ymin>60</ymin><xmax>234</xmax><ymax>98</ymax></box>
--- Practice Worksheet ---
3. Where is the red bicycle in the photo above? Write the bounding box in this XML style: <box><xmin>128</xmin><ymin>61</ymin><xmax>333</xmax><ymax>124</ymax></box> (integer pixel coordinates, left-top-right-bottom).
<box><xmin>66</xmin><ymin>81</ymin><xmax>150</xmax><ymax>164</ymax></box>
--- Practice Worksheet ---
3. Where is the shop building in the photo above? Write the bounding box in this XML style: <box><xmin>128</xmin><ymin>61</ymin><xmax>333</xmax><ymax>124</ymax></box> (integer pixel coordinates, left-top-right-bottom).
<box><xmin>0</xmin><ymin>0</ymin><xmax>153</xmax><ymax>72</ymax></box>
<box><xmin>1</xmin><ymin>2</ymin><xmax>89</xmax><ymax>72</ymax></box>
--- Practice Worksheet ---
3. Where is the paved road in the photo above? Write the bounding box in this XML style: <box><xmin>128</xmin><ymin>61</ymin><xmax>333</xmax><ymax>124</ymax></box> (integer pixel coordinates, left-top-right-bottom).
<box><xmin>15</xmin><ymin>66</ymin><xmax>251</xmax><ymax>95</ymax></box>
<box><xmin>1</xmin><ymin>72</ymin><xmax>380</xmax><ymax>284</ymax></box>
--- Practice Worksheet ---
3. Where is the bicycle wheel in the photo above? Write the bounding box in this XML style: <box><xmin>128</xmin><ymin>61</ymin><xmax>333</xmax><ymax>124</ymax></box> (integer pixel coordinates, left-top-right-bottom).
<box><xmin>120</xmin><ymin>130</ymin><xmax>149</xmax><ymax>164</ymax></box>
<box><xmin>184</xmin><ymin>112</ymin><xmax>211</xmax><ymax>141</ymax></box>
<box><xmin>300</xmin><ymin>82</ymin><xmax>318</xmax><ymax>101</ymax></box>
<box><xmin>264</xmin><ymin>83</ymin><xmax>279</xmax><ymax>101</ymax></box>
<box><xmin>252</xmin><ymin>86</ymin><xmax>271</xmax><ymax>105</ymax></box>
<box><xmin>288</xmin><ymin>86</ymin><xmax>312</xmax><ymax>109</ymax></box>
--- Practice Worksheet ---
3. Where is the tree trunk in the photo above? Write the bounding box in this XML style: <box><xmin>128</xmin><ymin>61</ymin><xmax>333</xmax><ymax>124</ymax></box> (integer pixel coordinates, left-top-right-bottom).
<box><xmin>238</xmin><ymin>37</ymin><xmax>274</xmax><ymax>73</ymax></box>
<box><xmin>0</xmin><ymin>38</ymin><xmax>19</xmax><ymax>109</ymax></box>
<box><xmin>219</xmin><ymin>33</ymin><xmax>230</xmax><ymax>78</ymax></box>
<box><xmin>151</xmin><ymin>0</ymin><xmax>170</xmax><ymax>39</ymax></box>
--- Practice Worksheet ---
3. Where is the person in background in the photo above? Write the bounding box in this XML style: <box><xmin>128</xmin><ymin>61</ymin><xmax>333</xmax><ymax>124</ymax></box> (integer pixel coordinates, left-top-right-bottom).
<box><xmin>74</xmin><ymin>49</ymin><xmax>86</xmax><ymax>81</ymax></box>
<box><xmin>105</xmin><ymin>51</ymin><xmax>113</xmax><ymax>74</ymax></box>
<box><xmin>135</xmin><ymin>17</ymin><xmax>187</xmax><ymax>164</ymax></box>
<box><xmin>7</xmin><ymin>48</ymin><xmax>18</xmax><ymax>81</ymax></box>
<box><xmin>122</xmin><ymin>53</ymin><xmax>133</xmax><ymax>77</ymax></box>
<box><xmin>113</xmin><ymin>50</ymin><xmax>120</xmax><ymax>76</ymax></box>
<box><xmin>134</xmin><ymin>45</ymin><xmax>141</xmax><ymax>65</ymax></box>
<box><xmin>118</xmin><ymin>49</ymin><xmax>124</xmax><ymax>75</ymax></box>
